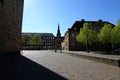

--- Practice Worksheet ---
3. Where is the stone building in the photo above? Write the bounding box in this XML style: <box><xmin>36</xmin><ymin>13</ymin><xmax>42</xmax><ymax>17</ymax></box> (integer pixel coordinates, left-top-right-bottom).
<box><xmin>22</xmin><ymin>33</ymin><xmax>55</xmax><ymax>50</ymax></box>
<box><xmin>62</xmin><ymin>19</ymin><xmax>115</xmax><ymax>51</ymax></box>
<box><xmin>41</xmin><ymin>33</ymin><xmax>55</xmax><ymax>49</ymax></box>
<box><xmin>22</xmin><ymin>24</ymin><xmax>64</xmax><ymax>50</ymax></box>
<box><xmin>0</xmin><ymin>0</ymin><xmax>24</xmax><ymax>54</ymax></box>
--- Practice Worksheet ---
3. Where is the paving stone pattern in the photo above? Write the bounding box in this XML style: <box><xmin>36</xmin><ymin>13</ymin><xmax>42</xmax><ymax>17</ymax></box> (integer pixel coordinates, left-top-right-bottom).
<box><xmin>22</xmin><ymin>50</ymin><xmax>120</xmax><ymax>80</ymax></box>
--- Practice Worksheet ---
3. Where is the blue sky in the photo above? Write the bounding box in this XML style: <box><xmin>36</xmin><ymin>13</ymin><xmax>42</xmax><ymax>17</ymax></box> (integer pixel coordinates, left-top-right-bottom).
<box><xmin>22</xmin><ymin>0</ymin><xmax>120</xmax><ymax>36</ymax></box>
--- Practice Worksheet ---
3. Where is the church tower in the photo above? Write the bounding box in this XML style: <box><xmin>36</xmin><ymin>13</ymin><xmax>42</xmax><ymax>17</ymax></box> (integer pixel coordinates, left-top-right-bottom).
<box><xmin>56</xmin><ymin>23</ymin><xmax>61</xmax><ymax>50</ymax></box>
<box><xmin>57</xmin><ymin>23</ymin><xmax>61</xmax><ymax>37</ymax></box>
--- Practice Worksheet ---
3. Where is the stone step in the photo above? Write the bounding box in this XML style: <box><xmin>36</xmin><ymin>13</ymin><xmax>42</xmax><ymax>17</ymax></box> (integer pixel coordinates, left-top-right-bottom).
<box><xmin>62</xmin><ymin>51</ymin><xmax>120</xmax><ymax>67</ymax></box>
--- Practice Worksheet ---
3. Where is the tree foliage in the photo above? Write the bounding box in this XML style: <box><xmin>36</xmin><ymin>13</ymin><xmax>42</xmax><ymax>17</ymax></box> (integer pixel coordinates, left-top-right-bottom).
<box><xmin>98</xmin><ymin>23</ymin><xmax>113</xmax><ymax>52</ymax></box>
<box><xmin>76</xmin><ymin>23</ymin><xmax>97</xmax><ymax>52</ymax></box>
<box><xmin>76</xmin><ymin>20</ymin><xmax>120</xmax><ymax>52</ymax></box>
<box><xmin>98</xmin><ymin>23</ymin><xmax>112</xmax><ymax>43</ymax></box>
<box><xmin>21</xmin><ymin>35</ymin><xmax>30</xmax><ymax>46</ymax></box>
<box><xmin>76</xmin><ymin>23</ymin><xmax>97</xmax><ymax>44</ymax></box>
<box><xmin>111</xmin><ymin>20</ymin><xmax>120</xmax><ymax>44</ymax></box>
<box><xmin>34</xmin><ymin>35</ymin><xmax>43</xmax><ymax>46</ymax></box>
<box><xmin>21</xmin><ymin>35</ymin><xmax>43</xmax><ymax>46</ymax></box>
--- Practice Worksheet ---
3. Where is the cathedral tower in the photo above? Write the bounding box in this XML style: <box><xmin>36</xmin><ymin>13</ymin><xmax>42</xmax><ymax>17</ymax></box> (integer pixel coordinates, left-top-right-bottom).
<box><xmin>56</xmin><ymin>23</ymin><xmax>62</xmax><ymax>50</ymax></box>
<box><xmin>57</xmin><ymin>23</ymin><xmax>61</xmax><ymax>37</ymax></box>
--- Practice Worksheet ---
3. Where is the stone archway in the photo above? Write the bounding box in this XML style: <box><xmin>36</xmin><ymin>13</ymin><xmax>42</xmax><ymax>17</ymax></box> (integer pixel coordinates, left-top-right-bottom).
<box><xmin>0</xmin><ymin>0</ymin><xmax>24</xmax><ymax>54</ymax></box>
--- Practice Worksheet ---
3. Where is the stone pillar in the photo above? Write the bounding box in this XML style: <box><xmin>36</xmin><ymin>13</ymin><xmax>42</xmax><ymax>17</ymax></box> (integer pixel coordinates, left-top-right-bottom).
<box><xmin>0</xmin><ymin>0</ymin><xmax>24</xmax><ymax>54</ymax></box>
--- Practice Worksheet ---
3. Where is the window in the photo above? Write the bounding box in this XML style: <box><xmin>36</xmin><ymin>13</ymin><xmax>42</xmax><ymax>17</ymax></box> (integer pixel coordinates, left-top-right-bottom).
<box><xmin>74</xmin><ymin>27</ymin><xmax>77</xmax><ymax>30</ymax></box>
<box><xmin>71</xmin><ymin>33</ymin><xmax>74</xmax><ymax>38</ymax></box>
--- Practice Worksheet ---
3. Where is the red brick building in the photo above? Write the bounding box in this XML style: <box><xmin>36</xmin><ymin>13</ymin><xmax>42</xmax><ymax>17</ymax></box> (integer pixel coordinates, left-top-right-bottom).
<box><xmin>62</xmin><ymin>19</ymin><xmax>115</xmax><ymax>51</ymax></box>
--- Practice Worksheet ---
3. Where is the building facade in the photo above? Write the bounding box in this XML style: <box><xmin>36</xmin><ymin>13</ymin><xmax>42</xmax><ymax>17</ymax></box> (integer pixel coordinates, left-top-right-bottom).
<box><xmin>0</xmin><ymin>0</ymin><xmax>24</xmax><ymax>54</ymax></box>
<box><xmin>41</xmin><ymin>33</ymin><xmax>55</xmax><ymax>49</ymax></box>
<box><xmin>22</xmin><ymin>24</ymin><xmax>64</xmax><ymax>50</ymax></box>
<box><xmin>62</xmin><ymin>19</ymin><xmax>115</xmax><ymax>51</ymax></box>
<box><xmin>22</xmin><ymin>33</ymin><xmax>55</xmax><ymax>50</ymax></box>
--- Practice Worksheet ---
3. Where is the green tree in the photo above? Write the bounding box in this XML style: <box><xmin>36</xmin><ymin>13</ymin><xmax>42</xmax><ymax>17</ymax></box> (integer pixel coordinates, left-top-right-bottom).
<box><xmin>76</xmin><ymin>23</ymin><xmax>97</xmax><ymax>52</ymax></box>
<box><xmin>98</xmin><ymin>23</ymin><xmax>112</xmax><ymax>52</ymax></box>
<box><xmin>111</xmin><ymin>20</ymin><xmax>120</xmax><ymax>50</ymax></box>
<box><xmin>21</xmin><ymin>35</ymin><xmax>30</xmax><ymax>46</ymax></box>
<box><xmin>21</xmin><ymin>35</ymin><xmax>43</xmax><ymax>47</ymax></box>
<box><xmin>111</xmin><ymin>20</ymin><xmax>120</xmax><ymax>44</ymax></box>
<box><xmin>34</xmin><ymin>35</ymin><xmax>43</xmax><ymax>46</ymax></box>
<box><xmin>28</xmin><ymin>35</ymin><xmax>36</xmax><ymax>46</ymax></box>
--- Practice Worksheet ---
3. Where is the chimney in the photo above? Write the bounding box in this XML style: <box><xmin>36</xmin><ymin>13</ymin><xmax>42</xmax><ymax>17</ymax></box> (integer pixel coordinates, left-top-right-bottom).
<box><xmin>81</xmin><ymin>19</ymin><xmax>85</xmax><ymax>22</ymax></box>
<box><xmin>98</xmin><ymin>19</ymin><xmax>102</xmax><ymax>22</ymax></box>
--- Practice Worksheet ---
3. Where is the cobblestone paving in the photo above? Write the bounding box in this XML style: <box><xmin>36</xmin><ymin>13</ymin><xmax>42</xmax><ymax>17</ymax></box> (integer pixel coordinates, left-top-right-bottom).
<box><xmin>22</xmin><ymin>50</ymin><xmax>120</xmax><ymax>80</ymax></box>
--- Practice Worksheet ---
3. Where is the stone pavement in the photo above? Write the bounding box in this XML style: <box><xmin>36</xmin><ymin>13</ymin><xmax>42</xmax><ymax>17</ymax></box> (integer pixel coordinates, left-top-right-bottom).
<box><xmin>22</xmin><ymin>50</ymin><xmax>120</xmax><ymax>80</ymax></box>
<box><xmin>0</xmin><ymin>52</ymin><xmax>67</xmax><ymax>80</ymax></box>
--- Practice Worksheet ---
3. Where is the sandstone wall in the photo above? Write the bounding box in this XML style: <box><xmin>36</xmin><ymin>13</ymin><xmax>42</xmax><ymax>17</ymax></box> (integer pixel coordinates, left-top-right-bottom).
<box><xmin>0</xmin><ymin>0</ymin><xmax>24</xmax><ymax>54</ymax></box>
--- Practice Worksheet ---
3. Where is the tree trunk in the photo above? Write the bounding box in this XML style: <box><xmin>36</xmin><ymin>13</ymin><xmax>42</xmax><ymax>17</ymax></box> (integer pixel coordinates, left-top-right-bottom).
<box><xmin>86</xmin><ymin>42</ymin><xmax>90</xmax><ymax>52</ymax></box>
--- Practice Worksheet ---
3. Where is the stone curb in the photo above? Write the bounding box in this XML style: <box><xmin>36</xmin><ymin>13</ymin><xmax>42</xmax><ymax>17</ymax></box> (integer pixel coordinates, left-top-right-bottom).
<box><xmin>62</xmin><ymin>52</ymin><xmax>120</xmax><ymax>67</ymax></box>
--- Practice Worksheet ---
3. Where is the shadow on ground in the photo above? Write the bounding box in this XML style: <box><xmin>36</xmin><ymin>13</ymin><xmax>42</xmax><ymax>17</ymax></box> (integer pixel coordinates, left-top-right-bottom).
<box><xmin>0</xmin><ymin>54</ymin><xmax>67</xmax><ymax>80</ymax></box>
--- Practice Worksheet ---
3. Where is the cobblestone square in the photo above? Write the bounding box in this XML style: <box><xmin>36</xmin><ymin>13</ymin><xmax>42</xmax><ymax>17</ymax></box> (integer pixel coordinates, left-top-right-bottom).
<box><xmin>22</xmin><ymin>50</ymin><xmax>120</xmax><ymax>80</ymax></box>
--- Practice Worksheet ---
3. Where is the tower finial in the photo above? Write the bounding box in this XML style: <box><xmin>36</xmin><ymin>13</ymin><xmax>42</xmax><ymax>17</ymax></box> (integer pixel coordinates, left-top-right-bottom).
<box><xmin>58</xmin><ymin>22</ymin><xmax>60</xmax><ymax>28</ymax></box>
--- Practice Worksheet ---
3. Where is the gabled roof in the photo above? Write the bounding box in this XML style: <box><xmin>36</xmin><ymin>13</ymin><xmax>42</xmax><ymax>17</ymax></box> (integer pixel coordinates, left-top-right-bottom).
<box><xmin>69</xmin><ymin>19</ymin><xmax>115</xmax><ymax>32</ymax></box>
